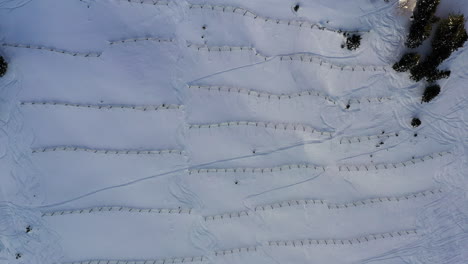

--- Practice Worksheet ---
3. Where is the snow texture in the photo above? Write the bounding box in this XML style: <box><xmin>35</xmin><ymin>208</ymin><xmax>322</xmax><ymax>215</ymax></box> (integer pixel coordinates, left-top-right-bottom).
<box><xmin>0</xmin><ymin>0</ymin><xmax>467</xmax><ymax>263</ymax></box>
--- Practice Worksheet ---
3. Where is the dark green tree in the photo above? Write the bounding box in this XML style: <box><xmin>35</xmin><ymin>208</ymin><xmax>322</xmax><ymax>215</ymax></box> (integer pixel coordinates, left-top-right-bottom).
<box><xmin>0</xmin><ymin>56</ymin><xmax>7</xmax><ymax>77</ymax></box>
<box><xmin>411</xmin><ymin>118</ymin><xmax>421</xmax><ymax>127</ymax></box>
<box><xmin>429</xmin><ymin>14</ymin><xmax>468</xmax><ymax>65</ymax></box>
<box><xmin>393</xmin><ymin>52</ymin><xmax>421</xmax><ymax>72</ymax></box>
<box><xmin>293</xmin><ymin>4</ymin><xmax>300</xmax><ymax>12</ymax></box>
<box><xmin>410</xmin><ymin>14</ymin><xmax>467</xmax><ymax>82</ymax></box>
<box><xmin>406</xmin><ymin>0</ymin><xmax>440</xmax><ymax>48</ymax></box>
<box><xmin>345</xmin><ymin>34</ymin><xmax>361</xmax><ymax>50</ymax></box>
<box><xmin>409</xmin><ymin>62</ymin><xmax>451</xmax><ymax>82</ymax></box>
<box><xmin>427</xmin><ymin>70</ymin><xmax>450</xmax><ymax>82</ymax></box>
<box><xmin>421</xmin><ymin>84</ymin><xmax>440</xmax><ymax>103</ymax></box>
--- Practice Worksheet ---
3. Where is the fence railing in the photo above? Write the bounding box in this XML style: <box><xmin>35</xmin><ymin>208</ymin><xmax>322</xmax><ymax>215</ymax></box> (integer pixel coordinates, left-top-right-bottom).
<box><xmin>1</xmin><ymin>43</ymin><xmax>101</xmax><ymax>57</ymax></box>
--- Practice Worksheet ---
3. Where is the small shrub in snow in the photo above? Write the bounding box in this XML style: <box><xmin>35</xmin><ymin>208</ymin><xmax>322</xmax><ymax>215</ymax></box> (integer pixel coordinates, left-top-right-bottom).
<box><xmin>393</xmin><ymin>52</ymin><xmax>420</xmax><ymax>72</ymax></box>
<box><xmin>345</xmin><ymin>34</ymin><xmax>361</xmax><ymax>50</ymax></box>
<box><xmin>421</xmin><ymin>84</ymin><xmax>440</xmax><ymax>103</ymax></box>
<box><xmin>411</xmin><ymin>118</ymin><xmax>421</xmax><ymax>127</ymax></box>
<box><xmin>293</xmin><ymin>4</ymin><xmax>300</xmax><ymax>12</ymax></box>
<box><xmin>406</xmin><ymin>0</ymin><xmax>440</xmax><ymax>48</ymax></box>
<box><xmin>0</xmin><ymin>56</ymin><xmax>7</xmax><ymax>77</ymax></box>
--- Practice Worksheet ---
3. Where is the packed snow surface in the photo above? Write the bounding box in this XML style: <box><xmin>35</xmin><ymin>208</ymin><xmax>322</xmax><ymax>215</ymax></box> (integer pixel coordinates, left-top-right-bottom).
<box><xmin>0</xmin><ymin>0</ymin><xmax>467</xmax><ymax>263</ymax></box>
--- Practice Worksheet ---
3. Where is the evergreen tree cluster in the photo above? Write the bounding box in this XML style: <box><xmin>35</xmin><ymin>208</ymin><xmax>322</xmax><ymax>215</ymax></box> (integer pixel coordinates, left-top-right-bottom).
<box><xmin>406</xmin><ymin>0</ymin><xmax>440</xmax><ymax>48</ymax></box>
<box><xmin>410</xmin><ymin>14</ymin><xmax>468</xmax><ymax>82</ymax></box>
<box><xmin>393</xmin><ymin>0</ymin><xmax>468</xmax><ymax>106</ymax></box>
<box><xmin>398</xmin><ymin>11</ymin><xmax>468</xmax><ymax>83</ymax></box>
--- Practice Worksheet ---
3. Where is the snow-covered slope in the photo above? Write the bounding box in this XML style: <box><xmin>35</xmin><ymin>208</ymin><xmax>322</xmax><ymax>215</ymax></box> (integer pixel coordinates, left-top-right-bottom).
<box><xmin>0</xmin><ymin>0</ymin><xmax>467</xmax><ymax>263</ymax></box>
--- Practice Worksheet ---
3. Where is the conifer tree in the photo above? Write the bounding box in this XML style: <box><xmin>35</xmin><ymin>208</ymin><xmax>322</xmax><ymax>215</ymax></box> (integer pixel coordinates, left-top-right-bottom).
<box><xmin>0</xmin><ymin>56</ymin><xmax>7</xmax><ymax>77</ymax></box>
<box><xmin>410</xmin><ymin>14</ymin><xmax>467</xmax><ymax>81</ymax></box>
<box><xmin>411</xmin><ymin>118</ymin><xmax>421</xmax><ymax>127</ymax></box>
<box><xmin>421</xmin><ymin>84</ymin><xmax>440</xmax><ymax>103</ymax></box>
<box><xmin>429</xmin><ymin>14</ymin><xmax>468</xmax><ymax>65</ymax></box>
<box><xmin>393</xmin><ymin>52</ymin><xmax>420</xmax><ymax>72</ymax></box>
<box><xmin>406</xmin><ymin>0</ymin><xmax>440</xmax><ymax>48</ymax></box>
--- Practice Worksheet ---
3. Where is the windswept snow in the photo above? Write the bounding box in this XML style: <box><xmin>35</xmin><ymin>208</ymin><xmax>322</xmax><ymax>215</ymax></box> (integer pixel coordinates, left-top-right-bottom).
<box><xmin>0</xmin><ymin>0</ymin><xmax>467</xmax><ymax>263</ymax></box>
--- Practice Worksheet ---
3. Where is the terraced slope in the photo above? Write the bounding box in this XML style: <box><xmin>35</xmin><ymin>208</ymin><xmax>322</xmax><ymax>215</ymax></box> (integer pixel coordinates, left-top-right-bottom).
<box><xmin>0</xmin><ymin>0</ymin><xmax>467</xmax><ymax>263</ymax></box>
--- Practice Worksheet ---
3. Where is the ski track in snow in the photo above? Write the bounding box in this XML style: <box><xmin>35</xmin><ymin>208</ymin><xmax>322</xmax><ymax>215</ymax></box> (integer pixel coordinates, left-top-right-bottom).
<box><xmin>365</xmin><ymin>0</ymin><xmax>405</xmax><ymax>64</ymax></box>
<box><xmin>339</xmin><ymin>131</ymin><xmax>401</xmax><ymax>144</ymax></box>
<box><xmin>42</xmin><ymin>186</ymin><xmax>443</xmax><ymax>223</ymax></box>
<box><xmin>29</xmin><ymin>147</ymin><xmax>452</xmax><ymax>211</ymax></box>
<box><xmin>104</xmin><ymin>39</ymin><xmax>390</xmax><ymax>72</ymax></box>
<box><xmin>187</xmin><ymin>150</ymin><xmax>451</xmax><ymax>175</ymax></box>
<box><xmin>187</xmin><ymin>43</ymin><xmax>390</xmax><ymax>72</ymax></box>
<box><xmin>169</xmin><ymin>175</ymin><xmax>204</xmax><ymax>211</ymax></box>
<box><xmin>360</xmin><ymin>188</ymin><xmax>468</xmax><ymax>263</ymax></box>
<box><xmin>0</xmin><ymin>0</ymin><xmax>31</xmax><ymax>10</ymax></box>
<box><xmin>0</xmin><ymin>62</ymin><xmax>62</xmax><ymax>262</ymax></box>
<box><xmin>0</xmin><ymin>203</ymin><xmax>62</xmax><ymax>263</ymax></box>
